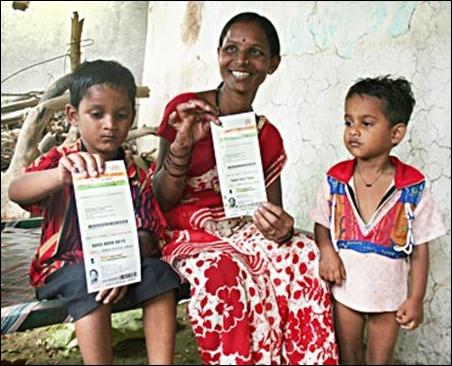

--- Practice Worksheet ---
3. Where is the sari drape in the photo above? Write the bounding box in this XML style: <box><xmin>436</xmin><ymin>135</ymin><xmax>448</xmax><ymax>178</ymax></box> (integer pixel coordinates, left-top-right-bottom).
<box><xmin>157</xmin><ymin>93</ymin><xmax>338</xmax><ymax>364</ymax></box>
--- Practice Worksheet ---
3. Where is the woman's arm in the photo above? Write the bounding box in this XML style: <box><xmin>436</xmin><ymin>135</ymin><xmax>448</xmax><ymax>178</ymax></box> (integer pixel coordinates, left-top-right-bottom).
<box><xmin>266</xmin><ymin>177</ymin><xmax>282</xmax><ymax>206</ymax></box>
<box><xmin>153</xmin><ymin>138</ymin><xmax>191</xmax><ymax>211</ymax></box>
<box><xmin>153</xmin><ymin>98</ymin><xmax>220</xmax><ymax>211</ymax></box>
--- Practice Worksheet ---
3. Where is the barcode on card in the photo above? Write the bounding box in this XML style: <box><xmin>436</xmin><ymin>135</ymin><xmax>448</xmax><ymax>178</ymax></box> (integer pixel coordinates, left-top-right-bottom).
<box><xmin>120</xmin><ymin>272</ymin><xmax>137</xmax><ymax>280</ymax></box>
<box><xmin>88</xmin><ymin>220</ymin><xmax>128</xmax><ymax>229</ymax></box>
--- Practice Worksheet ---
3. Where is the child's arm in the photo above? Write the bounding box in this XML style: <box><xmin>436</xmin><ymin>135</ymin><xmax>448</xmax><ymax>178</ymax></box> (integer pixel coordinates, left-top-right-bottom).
<box><xmin>9</xmin><ymin>168</ymin><xmax>64</xmax><ymax>206</ymax></box>
<box><xmin>9</xmin><ymin>152</ymin><xmax>105</xmax><ymax>206</ymax></box>
<box><xmin>315</xmin><ymin>223</ymin><xmax>347</xmax><ymax>286</ymax></box>
<box><xmin>396</xmin><ymin>243</ymin><xmax>429</xmax><ymax>330</ymax></box>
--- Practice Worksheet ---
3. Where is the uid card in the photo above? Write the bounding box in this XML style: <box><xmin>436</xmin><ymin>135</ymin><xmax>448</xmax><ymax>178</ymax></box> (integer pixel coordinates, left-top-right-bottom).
<box><xmin>211</xmin><ymin>112</ymin><xmax>267</xmax><ymax>218</ymax></box>
<box><xmin>72</xmin><ymin>160</ymin><xmax>141</xmax><ymax>293</ymax></box>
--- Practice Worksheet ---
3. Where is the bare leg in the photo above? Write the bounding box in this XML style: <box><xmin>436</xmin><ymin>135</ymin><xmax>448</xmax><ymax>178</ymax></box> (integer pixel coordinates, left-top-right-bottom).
<box><xmin>334</xmin><ymin>301</ymin><xmax>366</xmax><ymax>364</ymax></box>
<box><xmin>366</xmin><ymin>312</ymin><xmax>399</xmax><ymax>365</ymax></box>
<box><xmin>75</xmin><ymin>305</ymin><xmax>112</xmax><ymax>364</ymax></box>
<box><xmin>143</xmin><ymin>290</ymin><xmax>176</xmax><ymax>365</ymax></box>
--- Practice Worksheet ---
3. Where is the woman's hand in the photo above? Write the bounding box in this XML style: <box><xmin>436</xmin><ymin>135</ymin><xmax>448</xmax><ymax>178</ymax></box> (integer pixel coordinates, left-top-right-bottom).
<box><xmin>253</xmin><ymin>202</ymin><xmax>294</xmax><ymax>243</ymax></box>
<box><xmin>202</xmin><ymin>219</ymin><xmax>218</xmax><ymax>236</ymax></box>
<box><xmin>169</xmin><ymin>99</ymin><xmax>221</xmax><ymax>152</ymax></box>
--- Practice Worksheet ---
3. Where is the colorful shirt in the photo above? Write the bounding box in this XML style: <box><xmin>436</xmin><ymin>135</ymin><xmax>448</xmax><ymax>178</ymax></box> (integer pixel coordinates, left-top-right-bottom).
<box><xmin>310</xmin><ymin>156</ymin><xmax>446</xmax><ymax>312</ymax></box>
<box><xmin>23</xmin><ymin>140</ymin><xmax>166</xmax><ymax>287</ymax></box>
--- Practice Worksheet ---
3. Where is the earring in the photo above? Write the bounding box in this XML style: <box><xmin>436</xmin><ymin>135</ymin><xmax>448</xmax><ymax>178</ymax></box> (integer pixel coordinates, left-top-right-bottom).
<box><xmin>268</xmin><ymin>70</ymin><xmax>273</xmax><ymax>75</ymax></box>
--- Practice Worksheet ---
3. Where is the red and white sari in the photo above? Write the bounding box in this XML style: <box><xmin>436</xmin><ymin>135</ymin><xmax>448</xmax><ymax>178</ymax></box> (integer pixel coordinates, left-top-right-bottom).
<box><xmin>157</xmin><ymin>93</ymin><xmax>338</xmax><ymax>365</ymax></box>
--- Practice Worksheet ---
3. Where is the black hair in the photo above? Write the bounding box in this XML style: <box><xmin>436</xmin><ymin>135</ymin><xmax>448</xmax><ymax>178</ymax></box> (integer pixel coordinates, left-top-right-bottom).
<box><xmin>69</xmin><ymin>60</ymin><xmax>136</xmax><ymax>113</ymax></box>
<box><xmin>345</xmin><ymin>75</ymin><xmax>415</xmax><ymax>126</ymax></box>
<box><xmin>218</xmin><ymin>12</ymin><xmax>280</xmax><ymax>58</ymax></box>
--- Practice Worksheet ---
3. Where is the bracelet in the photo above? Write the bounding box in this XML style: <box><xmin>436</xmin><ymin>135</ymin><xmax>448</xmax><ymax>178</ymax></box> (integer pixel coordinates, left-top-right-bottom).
<box><xmin>168</xmin><ymin>147</ymin><xmax>192</xmax><ymax>159</ymax></box>
<box><xmin>166</xmin><ymin>153</ymin><xmax>188</xmax><ymax>169</ymax></box>
<box><xmin>279</xmin><ymin>226</ymin><xmax>294</xmax><ymax>244</ymax></box>
<box><xmin>163</xmin><ymin>157</ymin><xmax>188</xmax><ymax>178</ymax></box>
<box><xmin>165</xmin><ymin>153</ymin><xmax>189</xmax><ymax>172</ymax></box>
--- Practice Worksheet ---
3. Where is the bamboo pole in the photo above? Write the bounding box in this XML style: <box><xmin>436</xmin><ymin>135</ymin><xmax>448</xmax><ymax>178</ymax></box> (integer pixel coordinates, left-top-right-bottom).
<box><xmin>70</xmin><ymin>12</ymin><xmax>84</xmax><ymax>72</ymax></box>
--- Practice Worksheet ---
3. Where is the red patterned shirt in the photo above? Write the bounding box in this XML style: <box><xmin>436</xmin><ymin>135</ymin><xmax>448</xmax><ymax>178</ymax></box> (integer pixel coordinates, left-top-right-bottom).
<box><xmin>22</xmin><ymin>140</ymin><xmax>166</xmax><ymax>287</ymax></box>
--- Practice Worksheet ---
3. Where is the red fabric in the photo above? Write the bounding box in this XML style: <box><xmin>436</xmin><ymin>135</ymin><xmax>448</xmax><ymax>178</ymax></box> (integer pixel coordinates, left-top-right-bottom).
<box><xmin>157</xmin><ymin>94</ymin><xmax>338</xmax><ymax>364</ymax></box>
<box><xmin>327</xmin><ymin>155</ymin><xmax>425</xmax><ymax>189</ymax></box>
<box><xmin>23</xmin><ymin>140</ymin><xmax>166</xmax><ymax>287</ymax></box>
<box><xmin>163</xmin><ymin>225</ymin><xmax>338</xmax><ymax>365</ymax></box>
<box><xmin>158</xmin><ymin>93</ymin><xmax>285</xmax><ymax>231</ymax></box>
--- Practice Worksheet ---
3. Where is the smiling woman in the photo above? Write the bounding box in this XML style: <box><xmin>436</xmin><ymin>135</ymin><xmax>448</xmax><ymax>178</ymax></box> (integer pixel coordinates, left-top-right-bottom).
<box><xmin>151</xmin><ymin>12</ymin><xmax>339</xmax><ymax>365</ymax></box>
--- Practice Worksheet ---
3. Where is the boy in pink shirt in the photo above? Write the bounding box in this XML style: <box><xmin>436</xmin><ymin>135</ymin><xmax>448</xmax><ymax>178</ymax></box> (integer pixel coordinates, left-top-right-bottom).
<box><xmin>310</xmin><ymin>76</ymin><xmax>446</xmax><ymax>364</ymax></box>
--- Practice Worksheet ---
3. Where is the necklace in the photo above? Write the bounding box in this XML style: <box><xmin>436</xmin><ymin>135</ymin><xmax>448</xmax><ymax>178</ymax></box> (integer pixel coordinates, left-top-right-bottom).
<box><xmin>215</xmin><ymin>82</ymin><xmax>254</xmax><ymax>116</ymax></box>
<box><xmin>215</xmin><ymin>84</ymin><xmax>222</xmax><ymax>116</ymax></box>
<box><xmin>357</xmin><ymin>166</ymin><xmax>386</xmax><ymax>188</ymax></box>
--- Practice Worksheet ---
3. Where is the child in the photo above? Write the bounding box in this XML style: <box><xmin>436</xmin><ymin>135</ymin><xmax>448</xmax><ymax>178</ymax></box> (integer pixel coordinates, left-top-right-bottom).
<box><xmin>309</xmin><ymin>76</ymin><xmax>446</xmax><ymax>365</ymax></box>
<box><xmin>8</xmin><ymin>60</ymin><xmax>180</xmax><ymax>364</ymax></box>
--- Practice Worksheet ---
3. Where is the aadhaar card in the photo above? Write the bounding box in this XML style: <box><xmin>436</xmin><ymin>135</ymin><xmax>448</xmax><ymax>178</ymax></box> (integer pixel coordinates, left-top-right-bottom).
<box><xmin>211</xmin><ymin>112</ymin><xmax>267</xmax><ymax>218</ymax></box>
<box><xmin>72</xmin><ymin>160</ymin><xmax>141</xmax><ymax>293</ymax></box>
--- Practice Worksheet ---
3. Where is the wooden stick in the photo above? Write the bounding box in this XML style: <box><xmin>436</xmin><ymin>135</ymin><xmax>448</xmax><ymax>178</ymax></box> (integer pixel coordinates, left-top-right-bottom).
<box><xmin>1</xmin><ymin>97</ymin><xmax>39</xmax><ymax>114</ymax></box>
<box><xmin>69</xmin><ymin>12</ymin><xmax>84</xmax><ymax>72</ymax></box>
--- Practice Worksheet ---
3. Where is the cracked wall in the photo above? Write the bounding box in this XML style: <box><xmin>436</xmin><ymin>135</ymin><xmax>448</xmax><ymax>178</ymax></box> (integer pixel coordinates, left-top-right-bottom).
<box><xmin>138</xmin><ymin>2</ymin><xmax>451</xmax><ymax>364</ymax></box>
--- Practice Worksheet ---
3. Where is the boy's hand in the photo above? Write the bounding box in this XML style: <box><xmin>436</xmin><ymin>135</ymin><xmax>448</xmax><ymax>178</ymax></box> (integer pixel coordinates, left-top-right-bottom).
<box><xmin>396</xmin><ymin>297</ymin><xmax>424</xmax><ymax>330</ymax></box>
<box><xmin>319</xmin><ymin>246</ymin><xmax>346</xmax><ymax>286</ymax></box>
<box><xmin>95</xmin><ymin>286</ymin><xmax>128</xmax><ymax>304</ymax></box>
<box><xmin>57</xmin><ymin>152</ymin><xmax>105</xmax><ymax>185</ymax></box>
<box><xmin>138</xmin><ymin>230</ymin><xmax>161</xmax><ymax>258</ymax></box>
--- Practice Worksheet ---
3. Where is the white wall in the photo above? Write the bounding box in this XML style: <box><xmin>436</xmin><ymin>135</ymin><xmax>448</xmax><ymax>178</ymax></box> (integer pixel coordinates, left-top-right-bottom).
<box><xmin>1</xmin><ymin>1</ymin><xmax>149</xmax><ymax>93</ymax></box>
<box><xmin>138</xmin><ymin>1</ymin><xmax>451</xmax><ymax>364</ymax></box>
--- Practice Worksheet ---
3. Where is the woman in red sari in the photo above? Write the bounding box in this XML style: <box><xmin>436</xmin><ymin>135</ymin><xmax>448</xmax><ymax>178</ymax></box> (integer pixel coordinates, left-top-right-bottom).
<box><xmin>153</xmin><ymin>12</ymin><xmax>338</xmax><ymax>365</ymax></box>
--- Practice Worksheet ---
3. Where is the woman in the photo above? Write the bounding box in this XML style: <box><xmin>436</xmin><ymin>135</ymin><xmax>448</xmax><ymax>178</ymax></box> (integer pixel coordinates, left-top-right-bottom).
<box><xmin>153</xmin><ymin>12</ymin><xmax>338</xmax><ymax>365</ymax></box>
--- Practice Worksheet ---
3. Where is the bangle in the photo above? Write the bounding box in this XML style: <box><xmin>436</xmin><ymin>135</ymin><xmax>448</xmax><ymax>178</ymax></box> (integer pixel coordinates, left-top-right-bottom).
<box><xmin>163</xmin><ymin>157</ymin><xmax>188</xmax><ymax>178</ymax></box>
<box><xmin>279</xmin><ymin>226</ymin><xmax>294</xmax><ymax>244</ymax></box>
<box><xmin>166</xmin><ymin>153</ymin><xmax>188</xmax><ymax>169</ymax></box>
<box><xmin>168</xmin><ymin>147</ymin><xmax>192</xmax><ymax>159</ymax></box>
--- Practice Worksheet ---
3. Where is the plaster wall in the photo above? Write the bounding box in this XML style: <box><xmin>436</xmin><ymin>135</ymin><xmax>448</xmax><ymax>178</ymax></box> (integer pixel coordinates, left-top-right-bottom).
<box><xmin>1</xmin><ymin>1</ymin><xmax>148</xmax><ymax>94</ymax></box>
<box><xmin>138</xmin><ymin>2</ymin><xmax>451</xmax><ymax>364</ymax></box>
